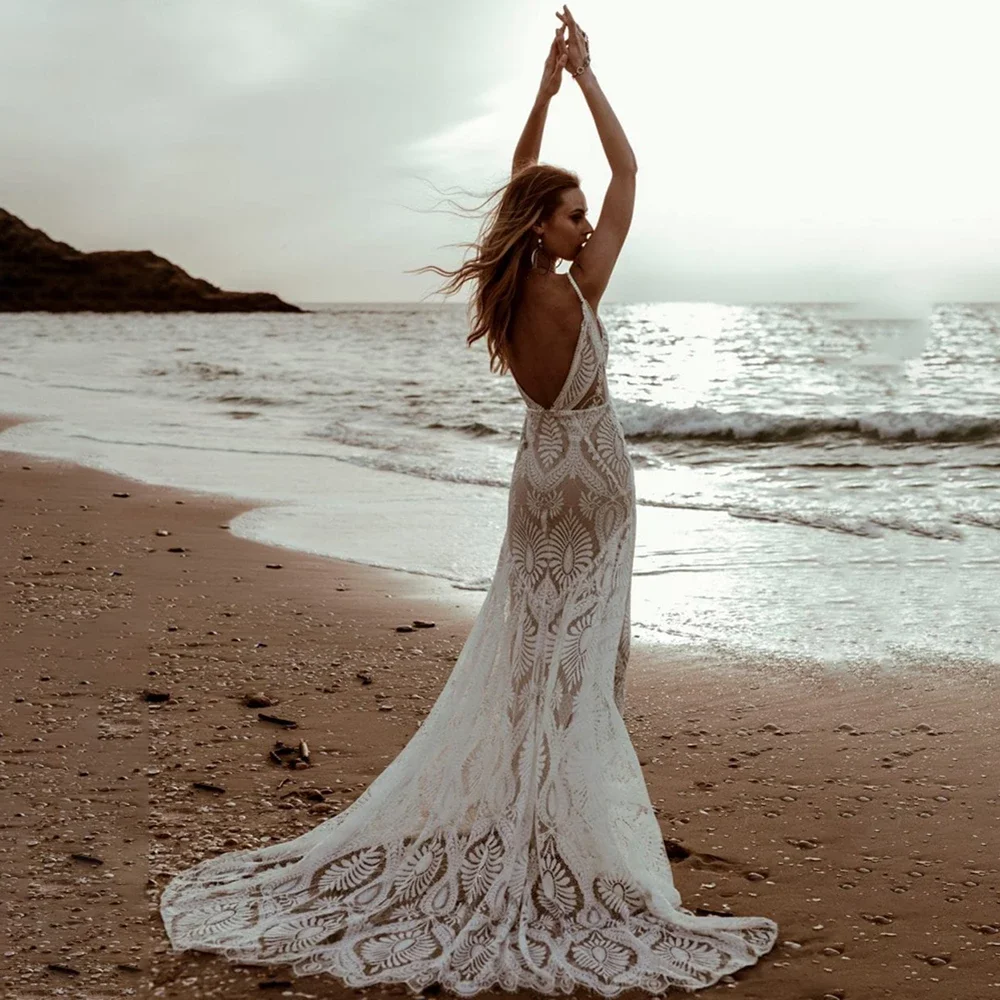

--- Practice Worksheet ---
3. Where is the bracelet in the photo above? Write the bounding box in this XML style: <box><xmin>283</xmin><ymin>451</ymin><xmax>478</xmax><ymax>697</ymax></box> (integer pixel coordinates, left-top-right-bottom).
<box><xmin>571</xmin><ymin>55</ymin><xmax>591</xmax><ymax>77</ymax></box>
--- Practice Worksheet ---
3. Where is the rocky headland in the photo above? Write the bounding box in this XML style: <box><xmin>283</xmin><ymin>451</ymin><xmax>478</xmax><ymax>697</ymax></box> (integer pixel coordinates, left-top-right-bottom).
<box><xmin>0</xmin><ymin>208</ymin><xmax>302</xmax><ymax>312</ymax></box>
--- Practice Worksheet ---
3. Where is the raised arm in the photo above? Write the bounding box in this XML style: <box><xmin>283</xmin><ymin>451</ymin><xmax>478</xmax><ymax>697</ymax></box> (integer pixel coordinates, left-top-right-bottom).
<box><xmin>511</xmin><ymin>28</ymin><xmax>567</xmax><ymax>174</ymax></box>
<box><xmin>558</xmin><ymin>6</ymin><xmax>637</xmax><ymax>307</ymax></box>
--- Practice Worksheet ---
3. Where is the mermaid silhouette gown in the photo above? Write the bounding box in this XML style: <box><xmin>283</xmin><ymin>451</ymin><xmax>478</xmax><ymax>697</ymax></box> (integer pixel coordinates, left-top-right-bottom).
<box><xmin>159</xmin><ymin>270</ymin><xmax>779</xmax><ymax>995</ymax></box>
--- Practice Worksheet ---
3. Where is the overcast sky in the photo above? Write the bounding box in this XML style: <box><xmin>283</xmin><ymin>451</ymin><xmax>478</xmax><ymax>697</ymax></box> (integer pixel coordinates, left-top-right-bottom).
<box><xmin>3</xmin><ymin>0</ymin><xmax>1000</xmax><ymax>304</ymax></box>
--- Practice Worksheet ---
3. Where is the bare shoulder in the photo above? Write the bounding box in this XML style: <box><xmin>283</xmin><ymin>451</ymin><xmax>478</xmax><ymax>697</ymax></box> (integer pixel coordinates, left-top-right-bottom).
<box><xmin>513</xmin><ymin>273</ymin><xmax>583</xmax><ymax>344</ymax></box>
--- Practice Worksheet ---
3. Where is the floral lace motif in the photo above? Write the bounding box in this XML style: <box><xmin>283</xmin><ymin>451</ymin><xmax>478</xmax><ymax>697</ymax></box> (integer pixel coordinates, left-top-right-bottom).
<box><xmin>159</xmin><ymin>271</ymin><xmax>779</xmax><ymax>995</ymax></box>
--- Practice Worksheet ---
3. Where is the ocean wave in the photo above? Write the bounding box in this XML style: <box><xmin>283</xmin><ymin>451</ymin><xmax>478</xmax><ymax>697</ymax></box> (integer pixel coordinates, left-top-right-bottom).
<box><xmin>20</xmin><ymin>421</ymin><xmax>995</xmax><ymax>543</ymax></box>
<box><xmin>322</xmin><ymin>451</ymin><xmax>986</xmax><ymax>542</ymax></box>
<box><xmin>616</xmin><ymin>401</ymin><xmax>1000</xmax><ymax>445</ymax></box>
<box><xmin>322</xmin><ymin>449</ymin><xmax>511</xmax><ymax>490</ymax></box>
<box><xmin>953</xmin><ymin>511</ymin><xmax>1000</xmax><ymax>531</ymax></box>
<box><xmin>178</xmin><ymin>361</ymin><xmax>242</xmax><ymax>380</ymax></box>
<box><xmin>639</xmin><ymin>496</ymin><xmax>976</xmax><ymax>540</ymax></box>
<box><xmin>214</xmin><ymin>394</ymin><xmax>285</xmax><ymax>407</ymax></box>
<box><xmin>426</xmin><ymin>420</ymin><xmax>510</xmax><ymax>438</ymax></box>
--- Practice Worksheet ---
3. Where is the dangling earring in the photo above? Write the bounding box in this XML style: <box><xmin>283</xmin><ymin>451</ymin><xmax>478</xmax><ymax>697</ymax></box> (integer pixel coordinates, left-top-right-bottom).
<box><xmin>531</xmin><ymin>234</ymin><xmax>553</xmax><ymax>274</ymax></box>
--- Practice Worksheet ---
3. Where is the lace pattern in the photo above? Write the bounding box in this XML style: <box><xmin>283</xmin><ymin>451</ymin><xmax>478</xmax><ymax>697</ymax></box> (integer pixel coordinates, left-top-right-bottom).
<box><xmin>159</xmin><ymin>270</ymin><xmax>779</xmax><ymax>995</ymax></box>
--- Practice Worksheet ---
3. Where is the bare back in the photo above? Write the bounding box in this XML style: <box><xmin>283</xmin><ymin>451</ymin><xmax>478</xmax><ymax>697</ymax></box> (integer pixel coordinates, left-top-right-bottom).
<box><xmin>507</xmin><ymin>267</ymin><xmax>595</xmax><ymax>410</ymax></box>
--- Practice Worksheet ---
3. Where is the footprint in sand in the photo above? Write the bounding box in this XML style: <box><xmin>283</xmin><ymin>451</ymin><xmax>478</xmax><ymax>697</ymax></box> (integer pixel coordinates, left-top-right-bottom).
<box><xmin>663</xmin><ymin>837</ymin><xmax>765</xmax><ymax>877</ymax></box>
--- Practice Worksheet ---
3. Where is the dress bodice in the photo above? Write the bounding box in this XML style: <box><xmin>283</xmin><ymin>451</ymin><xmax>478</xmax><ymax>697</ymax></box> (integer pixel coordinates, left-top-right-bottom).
<box><xmin>514</xmin><ymin>270</ymin><xmax>610</xmax><ymax>414</ymax></box>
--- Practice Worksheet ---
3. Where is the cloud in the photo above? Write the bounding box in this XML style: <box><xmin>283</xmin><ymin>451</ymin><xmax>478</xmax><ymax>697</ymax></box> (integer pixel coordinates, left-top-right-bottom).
<box><xmin>0</xmin><ymin>0</ymin><xmax>532</xmax><ymax>299</ymax></box>
<box><xmin>2</xmin><ymin>0</ymin><xmax>1000</xmax><ymax>302</ymax></box>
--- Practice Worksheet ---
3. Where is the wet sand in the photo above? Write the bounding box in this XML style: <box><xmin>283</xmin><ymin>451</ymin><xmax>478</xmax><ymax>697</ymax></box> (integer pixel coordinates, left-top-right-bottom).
<box><xmin>1</xmin><ymin>412</ymin><xmax>997</xmax><ymax>1000</ymax></box>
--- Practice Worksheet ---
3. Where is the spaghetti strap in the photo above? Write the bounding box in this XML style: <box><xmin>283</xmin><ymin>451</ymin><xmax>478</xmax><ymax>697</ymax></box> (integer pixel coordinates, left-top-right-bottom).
<box><xmin>566</xmin><ymin>269</ymin><xmax>605</xmax><ymax>359</ymax></box>
<box><xmin>566</xmin><ymin>269</ymin><xmax>586</xmax><ymax>305</ymax></box>
<box><xmin>567</xmin><ymin>270</ymin><xmax>599</xmax><ymax>330</ymax></box>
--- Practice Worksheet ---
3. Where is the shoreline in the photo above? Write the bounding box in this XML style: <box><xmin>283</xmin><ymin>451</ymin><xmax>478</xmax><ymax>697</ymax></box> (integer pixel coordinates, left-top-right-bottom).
<box><xmin>3</xmin><ymin>406</ymin><xmax>995</xmax><ymax>673</ymax></box>
<box><xmin>1</xmin><ymin>413</ymin><xmax>997</xmax><ymax>998</ymax></box>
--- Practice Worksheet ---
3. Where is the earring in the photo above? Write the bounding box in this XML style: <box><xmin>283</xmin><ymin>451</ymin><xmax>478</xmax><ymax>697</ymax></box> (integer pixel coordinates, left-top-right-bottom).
<box><xmin>530</xmin><ymin>235</ymin><xmax>543</xmax><ymax>270</ymax></box>
<box><xmin>531</xmin><ymin>235</ymin><xmax>554</xmax><ymax>273</ymax></box>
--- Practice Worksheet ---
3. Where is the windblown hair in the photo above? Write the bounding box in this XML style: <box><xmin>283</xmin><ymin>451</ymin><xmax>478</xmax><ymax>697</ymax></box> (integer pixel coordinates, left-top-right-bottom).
<box><xmin>411</xmin><ymin>164</ymin><xmax>580</xmax><ymax>375</ymax></box>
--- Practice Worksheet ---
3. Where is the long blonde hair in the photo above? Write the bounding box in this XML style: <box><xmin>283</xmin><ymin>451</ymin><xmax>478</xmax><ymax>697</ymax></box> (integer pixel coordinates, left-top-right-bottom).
<box><xmin>411</xmin><ymin>163</ymin><xmax>580</xmax><ymax>375</ymax></box>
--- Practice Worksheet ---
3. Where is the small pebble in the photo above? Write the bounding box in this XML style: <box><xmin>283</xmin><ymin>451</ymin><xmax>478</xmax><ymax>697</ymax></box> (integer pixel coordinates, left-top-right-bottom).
<box><xmin>243</xmin><ymin>693</ymin><xmax>274</xmax><ymax>709</ymax></box>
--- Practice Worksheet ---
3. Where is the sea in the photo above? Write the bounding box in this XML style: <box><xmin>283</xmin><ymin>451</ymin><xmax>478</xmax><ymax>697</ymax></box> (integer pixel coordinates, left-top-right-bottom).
<box><xmin>1</xmin><ymin>295</ymin><xmax>998</xmax><ymax>674</ymax></box>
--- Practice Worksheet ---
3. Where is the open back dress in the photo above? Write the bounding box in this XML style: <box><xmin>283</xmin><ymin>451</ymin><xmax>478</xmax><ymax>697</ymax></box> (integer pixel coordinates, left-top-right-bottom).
<box><xmin>159</xmin><ymin>269</ymin><xmax>779</xmax><ymax>995</ymax></box>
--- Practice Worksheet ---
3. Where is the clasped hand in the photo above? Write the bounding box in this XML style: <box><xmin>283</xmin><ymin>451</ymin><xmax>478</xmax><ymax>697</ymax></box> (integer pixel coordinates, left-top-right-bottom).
<box><xmin>537</xmin><ymin>5</ymin><xmax>590</xmax><ymax>100</ymax></box>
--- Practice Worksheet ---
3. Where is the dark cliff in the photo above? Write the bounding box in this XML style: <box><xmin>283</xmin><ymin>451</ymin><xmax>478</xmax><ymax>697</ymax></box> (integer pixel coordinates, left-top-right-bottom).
<box><xmin>0</xmin><ymin>209</ymin><xmax>302</xmax><ymax>312</ymax></box>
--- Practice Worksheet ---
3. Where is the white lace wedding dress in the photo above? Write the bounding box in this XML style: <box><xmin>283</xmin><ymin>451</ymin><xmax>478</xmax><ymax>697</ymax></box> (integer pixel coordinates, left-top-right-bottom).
<box><xmin>159</xmin><ymin>271</ymin><xmax>779</xmax><ymax>995</ymax></box>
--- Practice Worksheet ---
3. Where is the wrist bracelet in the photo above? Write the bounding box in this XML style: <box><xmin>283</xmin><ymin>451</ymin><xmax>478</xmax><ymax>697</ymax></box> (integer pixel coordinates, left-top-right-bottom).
<box><xmin>571</xmin><ymin>56</ymin><xmax>591</xmax><ymax>78</ymax></box>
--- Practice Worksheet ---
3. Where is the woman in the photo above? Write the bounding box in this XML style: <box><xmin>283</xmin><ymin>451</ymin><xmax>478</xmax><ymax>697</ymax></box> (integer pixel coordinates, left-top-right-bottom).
<box><xmin>159</xmin><ymin>7</ymin><xmax>779</xmax><ymax>994</ymax></box>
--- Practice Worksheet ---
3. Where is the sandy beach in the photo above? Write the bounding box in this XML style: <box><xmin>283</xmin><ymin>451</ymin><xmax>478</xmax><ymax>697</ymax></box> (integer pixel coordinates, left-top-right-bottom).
<box><xmin>1</xmin><ymin>411</ymin><xmax>997</xmax><ymax>1000</ymax></box>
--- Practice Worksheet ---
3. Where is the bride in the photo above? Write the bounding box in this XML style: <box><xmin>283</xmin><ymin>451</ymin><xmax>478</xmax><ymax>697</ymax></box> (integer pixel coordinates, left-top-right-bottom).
<box><xmin>159</xmin><ymin>6</ymin><xmax>779</xmax><ymax>994</ymax></box>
